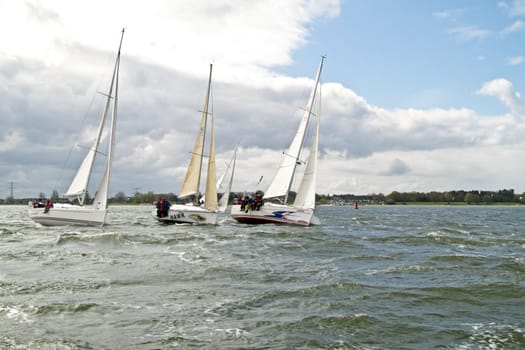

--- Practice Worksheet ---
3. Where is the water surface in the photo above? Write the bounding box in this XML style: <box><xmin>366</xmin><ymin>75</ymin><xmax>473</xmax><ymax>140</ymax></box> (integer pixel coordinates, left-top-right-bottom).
<box><xmin>1</xmin><ymin>205</ymin><xmax>524</xmax><ymax>349</ymax></box>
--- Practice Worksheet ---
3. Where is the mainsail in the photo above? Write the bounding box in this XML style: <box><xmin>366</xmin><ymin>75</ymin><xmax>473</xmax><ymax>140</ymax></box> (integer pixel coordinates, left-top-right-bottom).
<box><xmin>263</xmin><ymin>56</ymin><xmax>325</xmax><ymax>205</ymax></box>
<box><xmin>93</xmin><ymin>47</ymin><xmax>121</xmax><ymax>209</ymax></box>
<box><xmin>293</xmin><ymin>102</ymin><xmax>320</xmax><ymax>209</ymax></box>
<box><xmin>179</xmin><ymin>64</ymin><xmax>213</xmax><ymax>200</ymax></box>
<box><xmin>64</xmin><ymin>29</ymin><xmax>124</xmax><ymax>206</ymax></box>
<box><xmin>204</xmin><ymin>108</ymin><xmax>218</xmax><ymax>211</ymax></box>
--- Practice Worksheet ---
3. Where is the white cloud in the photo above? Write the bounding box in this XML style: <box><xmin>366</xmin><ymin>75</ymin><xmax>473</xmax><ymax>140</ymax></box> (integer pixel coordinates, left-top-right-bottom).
<box><xmin>498</xmin><ymin>2</ymin><xmax>509</xmax><ymax>11</ymax></box>
<box><xmin>0</xmin><ymin>0</ymin><xmax>339</xmax><ymax>85</ymax></box>
<box><xmin>507</xmin><ymin>56</ymin><xmax>525</xmax><ymax>65</ymax></box>
<box><xmin>2</xmin><ymin>0</ymin><xmax>525</xmax><ymax>198</ymax></box>
<box><xmin>433</xmin><ymin>10</ymin><xmax>454</xmax><ymax>20</ymax></box>
<box><xmin>501</xmin><ymin>19</ymin><xmax>525</xmax><ymax>34</ymax></box>
<box><xmin>0</xmin><ymin>130</ymin><xmax>24</xmax><ymax>152</ymax></box>
<box><xmin>509</xmin><ymin>0</ymin><xmax>525</xmax><ymax>16</ymax></box>
<box><xmin>478</xmin><ymin>79</ymin><xmax>525</xmax><ymax>116</ymax></box>
<box><xmin>448</xmin><ymin>26</ymin><xmax>492</xmax><ymax>41</ymax></box>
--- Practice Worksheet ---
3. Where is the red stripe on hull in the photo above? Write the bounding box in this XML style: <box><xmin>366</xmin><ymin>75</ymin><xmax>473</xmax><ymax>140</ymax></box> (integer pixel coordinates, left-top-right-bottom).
<box><xmin>231</xmin><ymin>214</ymin><xmax>310</xmax><ymax>226</ymax></box>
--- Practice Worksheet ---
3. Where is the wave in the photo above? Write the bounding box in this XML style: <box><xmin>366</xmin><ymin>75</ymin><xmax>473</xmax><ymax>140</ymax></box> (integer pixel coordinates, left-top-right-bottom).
<box><xmin>56</xmin><ymin>231</ymin><xmax>131</xmax><ymax>246</ymax></box>
<box><xmin>0</xmin><ymin>335</ymin><xmax>92</xmax><ymax>350</ymax></box>
<box><xmin>0</xmin><ymin>228</ymin><xmax>14</xmax><ymax>236</ymax></box>
<box><xmin>34</xmin><ymin>302</ymin><xmax>100</xmax><ymax>315</ymax></box>
<box><xmin>458</xmin><ymin>322</ymin><xmax>525</xmax><ymax>349</ymax></box>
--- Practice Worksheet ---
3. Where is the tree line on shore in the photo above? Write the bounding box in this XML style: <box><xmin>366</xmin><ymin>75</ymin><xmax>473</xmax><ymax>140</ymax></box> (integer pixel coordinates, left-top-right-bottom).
<box><xmin>3</xmin><ymin>188</ymin><xmax>524</xmax><ymax>205</ymax></box>
<box><xmin>326</xmin><ymin>189</ymin><xmax>524</xmax><ymax>205</ymax></box>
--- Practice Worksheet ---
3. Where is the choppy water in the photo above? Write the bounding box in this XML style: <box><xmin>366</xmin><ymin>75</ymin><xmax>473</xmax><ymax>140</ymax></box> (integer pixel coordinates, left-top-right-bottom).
<box><xmin>1</xmin><ymin>204</ymin><xmax>524</xmax><ymax>349</ymax></box>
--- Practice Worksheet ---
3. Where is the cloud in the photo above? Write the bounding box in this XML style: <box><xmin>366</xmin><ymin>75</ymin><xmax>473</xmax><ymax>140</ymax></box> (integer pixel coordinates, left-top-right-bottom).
<box><xmin>478</xmin><ymin>79</ymin><xmax>525</xmax><ymax>116</ymax></box>
<box><xmin>508</xmin><ymin>0</ymin><xmax>525</xmax><ymax>16</ymax></box>
<box><xmin>506</xmin><ymin>56</ymin><xmax>525</xmax><ymax>65</ymax></box>
<box><xmin>0</xmin><ymin>0</ymin><xmax>340</xmax><ymax>83</ymax></box>
<box><xmin>384</xmin><ymin>158</ymin><xmax>410</xmax><ymax>175</ymax></box>
<box><xmin>498</xmin><ymin>1</ymin><xmax>509</xmax><ymax>11</ymax></box>
<box><xmin>501</xmin><ymin>19</ymin><xmax>525</xmax><ymax>34</ymax></box>
<box><xmin>2</xmin><ymin>0</ymin><xmax>525</xmax><ymax>198</ymax></box>
<box><xmin>447</xmin><ymin>26</ymin><xmax>492</xmax><ymax>41</ymax></box>
<box><xmin>432</xmin><ymin>8</ymin><xmax>464</xmax><ymax>21</ymax></box>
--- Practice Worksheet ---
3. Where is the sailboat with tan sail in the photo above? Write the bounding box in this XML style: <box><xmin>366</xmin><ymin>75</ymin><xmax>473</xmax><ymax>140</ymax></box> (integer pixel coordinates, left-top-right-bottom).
<box><xmin>153</xmin><ymin>64</ymin><xmax>219</xmax><ymax>225</ymax></box>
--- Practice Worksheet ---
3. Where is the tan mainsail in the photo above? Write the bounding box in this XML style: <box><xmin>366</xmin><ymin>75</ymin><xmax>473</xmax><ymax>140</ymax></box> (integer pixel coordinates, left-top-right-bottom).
<box><xmin>179</xmin><ymin>64</ymin><xmax>213</xmax><ymax>200</ymax></box>
<box><xmin>204</xmin><ymin>110</ymin><xmax>217</xmax><ymax>211</ymax></box>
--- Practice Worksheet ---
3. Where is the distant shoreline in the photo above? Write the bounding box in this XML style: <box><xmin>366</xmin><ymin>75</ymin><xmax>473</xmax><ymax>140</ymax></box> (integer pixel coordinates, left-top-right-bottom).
<box><xmin>333</xmin><ymin>202</ymin><xmax>525</xmax><ymax>206</ymax></box>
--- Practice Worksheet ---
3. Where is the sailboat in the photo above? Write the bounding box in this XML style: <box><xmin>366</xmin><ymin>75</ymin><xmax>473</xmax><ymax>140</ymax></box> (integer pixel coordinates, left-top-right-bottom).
<box><xmin>153</xmin><ymin>64</ymin><xmax>219</xmax><ymax>225</ymax></box>
<box><xmin>231</xmin><ymin>56</ymin><xmax>325</xmax><ymax>226</ymax></box>
<box><xmin>28</xmin><ymin>29</ymin><xmax>125</xmax><ymax>226</ymax></box>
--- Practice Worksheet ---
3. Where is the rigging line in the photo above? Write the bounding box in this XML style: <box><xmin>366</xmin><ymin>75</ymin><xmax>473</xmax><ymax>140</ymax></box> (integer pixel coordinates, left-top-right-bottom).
<box><xmin>189</xmin><ymin>151</ymin><xmax>210</xmax><ymax>158</ymax></box>
<box><xmin>281</xmin><ymin>151</ymin><xmax>307</xmax><ymax>164</ymax></box>
<box><xmin>197</xmin><ymin>109</ymin><xmax>213</xmax><ymax>115</ymax></box>
<box><xmin>298</xmin><ymin>106</ymin><xmax>317</xmax><ymax>117</ymax></box>
<box><xmin>96</xmin><ymin>91</ymin><xmax>114</xmax><ymax>99</ymax></box>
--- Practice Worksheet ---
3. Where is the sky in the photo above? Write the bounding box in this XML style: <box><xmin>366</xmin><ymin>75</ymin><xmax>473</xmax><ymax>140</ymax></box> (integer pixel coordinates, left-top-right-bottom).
<box><xmin>1</xmin><ymin>0</ymin><xmax>525</xmax><ymax>199</ymax></box>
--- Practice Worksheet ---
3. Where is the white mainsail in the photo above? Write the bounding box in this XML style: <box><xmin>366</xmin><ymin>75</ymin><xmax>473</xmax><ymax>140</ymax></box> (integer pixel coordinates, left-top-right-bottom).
<box><xmin>218</xmin><ymin>147</ymin><xmax>237</xmax><ymax>212</ymax></box>
<box><xmin>93</xmin><ymin>54</ymin><xmax>120</xmax><ymax>209</ymax></box>
<box><xmin>293</xmin><ymin>106</ymin><xmax>320</xmax><ymax>209</ymax></box>
<box><xmin>263</xmin><ymin>56</ymin><xmax>325</xmax><ymax>205</ymax></box>
<box><xmin>64</xmin><ymin>30</ymin><xmax>124</xmax><ymax>206</ymax></box>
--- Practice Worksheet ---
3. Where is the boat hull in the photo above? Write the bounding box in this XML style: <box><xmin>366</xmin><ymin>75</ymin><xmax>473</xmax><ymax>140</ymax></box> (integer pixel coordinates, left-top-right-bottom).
<box><xmin>28</xmin><ymin>202</ymin><xmax>107</xmax><ymax>226</ymax></box>
<box><xmin>153</xmin><ymin>204</ymin><xmax>217</xmax><ymax>225</ymax></box>
<box><xmin>230</xmin><ymin>203</ymin><xmax>318</xmax><ymax>226</ymax></box>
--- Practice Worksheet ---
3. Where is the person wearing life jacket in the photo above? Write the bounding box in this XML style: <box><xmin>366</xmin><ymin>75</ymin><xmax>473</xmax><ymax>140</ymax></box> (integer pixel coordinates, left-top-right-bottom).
<box><xmin>156</xmin><ymin>198</ymin><xmax>163</xmax><ymax>217</ymax></box>
<box><xmin>44</xmin><ymin>199</ymin><xmax>54</xmax><ymax>213</ymax></box>
<box><xmin>161</xmin><ymin>198</ymin><xmax>171</xmax><ymax>217</ymax></box>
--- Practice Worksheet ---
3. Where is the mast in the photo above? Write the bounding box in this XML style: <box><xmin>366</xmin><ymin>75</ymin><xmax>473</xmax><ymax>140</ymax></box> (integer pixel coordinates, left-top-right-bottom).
<box><xmin>199</xmin><ymin>64</ymin><xmax>213</xmax><ymax>204</ymax></box>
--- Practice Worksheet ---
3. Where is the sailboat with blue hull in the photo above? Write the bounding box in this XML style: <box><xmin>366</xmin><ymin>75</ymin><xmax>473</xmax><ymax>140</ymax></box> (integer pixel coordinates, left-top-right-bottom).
<box><xmin>231</xmin><ymin>56</ymin><xmax>325</xmax><ymax>226</ymax></box>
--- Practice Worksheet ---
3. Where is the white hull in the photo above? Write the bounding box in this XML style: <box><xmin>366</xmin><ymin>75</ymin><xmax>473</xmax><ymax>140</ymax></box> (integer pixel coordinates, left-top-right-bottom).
<box><xmin>230</xmin><ymin>203</ymin><xmax>318</xmax><ymax>226</ymax></box>
<box><xmin>28</xmin><ymin>203</ymin><xmax>107</xmax><ymax>226</ymax></box>
<box><xmin>153</xmin><ymin>204</ymin><xmax>217</xmax><ymax>225</ymax></box>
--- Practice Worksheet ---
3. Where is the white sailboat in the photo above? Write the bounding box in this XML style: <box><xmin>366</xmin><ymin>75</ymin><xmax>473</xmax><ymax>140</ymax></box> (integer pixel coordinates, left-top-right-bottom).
<box><xmin>154</xmin><ymin>64</ymin><xmax>219</xmax><ymax>225</ymax></box>
<box><xmin>28</xmin><ymin>29</ymin><xmax>125</xmax><ymax>227</ymax></box>
<box><xmin>231</xmin><ymin>56</ymin><xmax>325</xmax><ymax>226</ymax></box>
